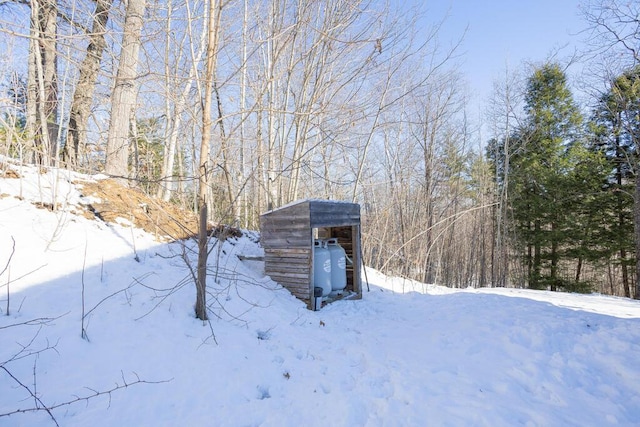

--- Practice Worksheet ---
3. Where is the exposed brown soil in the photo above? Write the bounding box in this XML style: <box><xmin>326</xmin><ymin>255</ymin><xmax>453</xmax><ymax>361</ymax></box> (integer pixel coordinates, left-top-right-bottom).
<box><xmin>77</xmin><ymin>179</ymin><xmax>202</xmax><ymax>241</ymax></box>
<box><xmin>0</xmin><ymin>160</ymin><xmax>21</xmax><ymax>178</ymax></box>
<box><xmin>1</xmin><ymin>161</ymin><xmax>242</xmax><ymax>241</ymax></box>
<box><xmin>77</xmin><ymin>179</ymin><xmax>244</xmax><ymax>241</ymax></box>
<box><xmin>2</xmin><ymin>169</ymin><xmax>20</xmax><ymax>179</ymax></box>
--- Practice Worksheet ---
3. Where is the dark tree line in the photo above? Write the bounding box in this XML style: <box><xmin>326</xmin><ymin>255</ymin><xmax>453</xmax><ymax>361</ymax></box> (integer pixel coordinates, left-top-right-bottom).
<box><xmin>488</xmin><ymin>63</ymin><xmax>640</xmax><ymax>297</ymax></box>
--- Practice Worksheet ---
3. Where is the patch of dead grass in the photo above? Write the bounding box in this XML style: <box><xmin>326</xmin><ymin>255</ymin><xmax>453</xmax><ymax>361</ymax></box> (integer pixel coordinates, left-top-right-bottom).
<box><xmin>78</xmin><ymin>179</ymin><xmax>201</xmax><ymax>241</ymax></box>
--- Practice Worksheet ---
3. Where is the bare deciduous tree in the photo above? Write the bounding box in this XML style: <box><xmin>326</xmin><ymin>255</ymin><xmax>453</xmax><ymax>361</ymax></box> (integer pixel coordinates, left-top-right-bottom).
<box><xmin>64</xmin><ymin>0</ymin><xmax>113</xmax><ymax>166</ymax></box>
<box><xmin>26</xmin><ymin>0</ymin><xmax>58</xmax><ymax>166</ymax></box>
<box><xmin>105</xmin><ymin>0</ymin><xmax>147</xmax><ymax>180</ymax></box>
<box><xmin>196</xmin><ymin>0</ymin><xmax>223</xmax><ymax>321</ymax></box>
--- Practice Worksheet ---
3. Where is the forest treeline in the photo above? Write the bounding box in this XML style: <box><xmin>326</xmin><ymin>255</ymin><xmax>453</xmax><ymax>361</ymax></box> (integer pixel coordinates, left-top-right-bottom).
<box><xmin>0</xmin><ymin>0</ymin><xmax>639</xmax><ymax>299</ymax></box>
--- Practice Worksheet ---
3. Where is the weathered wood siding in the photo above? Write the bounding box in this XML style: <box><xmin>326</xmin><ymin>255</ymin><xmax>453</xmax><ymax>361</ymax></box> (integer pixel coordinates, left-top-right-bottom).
<box><xmin>261</xmin><ymin>202</ymin><xmax>310</xmax><ymax>248</ymax></box>
<box><xmin>260</xmin><ymin>199</ymin><xmax>362</xmax><ymax>308</ymax></box>
<box><xmin>309</xmin><ymin>200</ymin><xmax>360</xmax><ymax>228</ymax></box>
<box><xmin>261</xmin><ymin>201</ymin><xmax>312</xmax><ymax>303</ymax></box>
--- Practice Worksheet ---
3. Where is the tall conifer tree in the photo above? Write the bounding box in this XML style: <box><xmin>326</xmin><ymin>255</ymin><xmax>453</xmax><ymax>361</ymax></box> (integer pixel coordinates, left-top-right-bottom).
<box><xmin>509</xmin><ymin>63</ymin><xmax>587</xmax><ymax>291</ymax></box>
<box><xmin>591</xmin><ymin>66</ymin><xmax>640</xmax><ymax>297</ymax></box>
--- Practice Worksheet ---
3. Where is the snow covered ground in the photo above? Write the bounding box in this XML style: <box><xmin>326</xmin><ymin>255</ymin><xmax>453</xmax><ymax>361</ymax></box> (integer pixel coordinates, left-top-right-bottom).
<box><xmin>1</xmin><ymin>161</ymin><xmax>640</xmax><ymax>426</ymax></box>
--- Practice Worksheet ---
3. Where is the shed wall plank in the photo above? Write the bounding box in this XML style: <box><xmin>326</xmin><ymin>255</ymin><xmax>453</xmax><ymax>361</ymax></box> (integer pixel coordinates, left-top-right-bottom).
<box><xmin>261</xmin><ymin>232</ymin><xmax>311</xmax><ymax>249</ymax></box>
<box><xmin>264</xmin><ymin>248</ymin><xmax>310</xmax><ymax>256</ymax></box>
<box><xmin>261</xmin><ymin>217</ymin><xmax>309</xmax><ymax>229</ymax></box>
<box><xmin>264</xmin><ymin>256</ymin><xmax>311</xmax><ymax>266</ymax></box>
<box><xmin>265</xmin><ymin>270</ymin><xmax>310</xmax><ymax>280</ymax></box>
<box><xmin>311</xmin><ymin>217</ymin><xmax>360</xmax><ymax>228</ymax></box>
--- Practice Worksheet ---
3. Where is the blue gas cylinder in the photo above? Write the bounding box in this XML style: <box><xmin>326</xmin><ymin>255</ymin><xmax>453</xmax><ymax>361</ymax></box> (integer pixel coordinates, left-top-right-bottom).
<box><xmin>313</xmin><ymin>240</ymin><xmax>332</xmax><ymax>296</ymax></box>
<box><xmin>326</xmin><ymin>238</ymin><xmax>347</xmax><ymax>292</ymax></box>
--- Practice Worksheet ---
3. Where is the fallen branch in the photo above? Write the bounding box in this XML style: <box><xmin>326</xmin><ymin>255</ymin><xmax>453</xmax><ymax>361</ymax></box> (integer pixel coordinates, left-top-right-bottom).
<box><xmin>0</xmin><ymin>370</ymin><xmax>172</xmax><ymax>423</ymax></box>
<box><xmin>1</xmin><ymin>366</ymin><xmax>58</xmax><ymax>426</ymax></box>
<box><xmin>0</xmin><ymin>315</ymin><xmax>65</xmax><ymax>330</ymax></box>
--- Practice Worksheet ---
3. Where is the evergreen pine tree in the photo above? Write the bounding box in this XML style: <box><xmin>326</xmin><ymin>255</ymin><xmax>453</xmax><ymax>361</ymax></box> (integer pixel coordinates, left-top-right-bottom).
<box><xmin>590</xmin><ymin>66</ymin><xmax>640</xmax><ymax>297</ymax></box>
<box><xmin>509</xmin><ymin>63</ymin><xmax>599</xmax><ymax>291</ymax></box>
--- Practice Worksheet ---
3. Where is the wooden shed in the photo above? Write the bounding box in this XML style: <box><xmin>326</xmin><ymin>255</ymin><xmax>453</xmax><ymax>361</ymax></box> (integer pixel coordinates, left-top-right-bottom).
<box><xmin>260</xmin><ymin>199</ymin><xmax>362</xmax><ymax>310</ymax></box>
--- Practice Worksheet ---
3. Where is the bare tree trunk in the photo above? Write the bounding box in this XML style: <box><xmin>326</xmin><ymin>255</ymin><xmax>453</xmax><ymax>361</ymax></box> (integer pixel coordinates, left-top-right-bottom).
<box><xmin>496</xmin><ymin>131</ymin><xmax>511</xmax><ymax>288</ymax></box>
<box><xmin>551</xmin><ymin>222</ymin><xmax>558</xmax><ymax>291</ymax></box>
<box><xmin>621</xmin><ymin>248</ymin><xmax>630</xmax><ymax>297</ymax></box>
<box><xmin>422</xmin><ymin>122</ymin><xmax>436</xmax><ymax>284</ymax></box>
<box><xmin>65</xmin><ymin>0</ymin><xmax>113</xmax><ymax>166</ymax></box>
<box><xmin>534</xmin><ymin>219</ymin><xmax>542</xmax><ymax>288</ymax></box>
<box><xmin>157</xmin><ymin>0</ymin><xmax>208</xmax><ymax>201</ymax></box>
<box><xmin>196</xmin><ymin>0</ymin><xmax>222</xmax><ymax>321</ymax></box>
<box><xmin>607</xmin><ymin>262</ymin><xmax>615</xmax><ymax>294</ymax></box>
<box><xmin>213</xmin><ymin>80</ymin><xmax>237</xmax><ymax>223</ymax></box>
<box><xmin>264</xmin><ymin>1</ymin><xmax>282</xmax><ymax>211</ymax></box>
<box><xmin>26</xmin><ymin>21</ymin><xmax>38</xmax><ymax>162</ymax></box>
<box><xmin>26</xmin><ymin>0</ymin><xmax>58</xmax><ymax>166</ymax></box>
<box><xmin>575</xmin><ymin>256</ymin><xmax>583</xmax><ymax>283</ymax></box>
<box><xmin>105</xmin><ymin>0</ymin><xmax>146</xmax><ymax>179</ymax></box>
<box><xmin>238</xmin><ymin>0</ymin><xmax>249</xmax><ymax>225</ymax></box>
<box><xmin>479</xmin><ymin>206</ymin><xmax>488</xmax><ymax>288</ymax></box>
<box><xmin>196</xmin><ymin>200</ymin><xmax>208</xmax><ymax>321</ymax></box>
<box><xmin>488</xmin><ymin>65</ymin><xmax>522</xmax><ymax>288</ymax></box>
<box><xmin>635</xmin><ymin>169</ymin><xmax>640</xmax><ymax>299</ymax></box>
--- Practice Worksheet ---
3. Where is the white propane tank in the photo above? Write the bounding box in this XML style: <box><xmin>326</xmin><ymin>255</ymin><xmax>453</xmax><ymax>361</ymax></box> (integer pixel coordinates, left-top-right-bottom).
<box><xmin>313</xmin><ymin>240</ymin><xmax>332</xmax><ymax>296</ymax></box>
<box><xmin>326</xmin><ymin>238</ymin><xmax>347</xmax><ymax>292</ymax></box>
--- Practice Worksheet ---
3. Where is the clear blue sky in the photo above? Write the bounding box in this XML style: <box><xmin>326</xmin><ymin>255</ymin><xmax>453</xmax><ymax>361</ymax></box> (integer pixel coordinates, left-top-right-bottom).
<box><xmin>424</xmin><ymin>0</ymin><xmax>586</xmax><ymax>105</ymax></box>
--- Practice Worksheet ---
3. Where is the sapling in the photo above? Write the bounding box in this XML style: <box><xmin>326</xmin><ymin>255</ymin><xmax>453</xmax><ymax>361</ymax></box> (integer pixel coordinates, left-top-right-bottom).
<box><xmin>1</xmin><ymin>236</ymin><xmax>15</xmax><ymax>315</ymax></box>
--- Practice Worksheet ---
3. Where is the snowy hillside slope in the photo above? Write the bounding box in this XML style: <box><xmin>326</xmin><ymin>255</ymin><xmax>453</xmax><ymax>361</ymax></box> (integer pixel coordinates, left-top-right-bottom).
<box><xmin>1</xmin><ymin>161</ymin><xmax>640</xmax><ymax>426</ymax></box>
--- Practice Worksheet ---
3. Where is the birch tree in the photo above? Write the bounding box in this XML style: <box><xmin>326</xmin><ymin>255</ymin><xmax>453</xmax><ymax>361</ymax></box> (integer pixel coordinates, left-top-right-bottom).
<box><xmin>485</xmin><ymin>66</ymin><xmax>525</xmax><ymax>287</ymax></box>
<box><xmin>156</xmin><ymin>0</ymin><xmax>208</xmax><ymax>202</ymax></box>
<box><xmin>26</xmin><ymin>0</ymin><xmax>58</xmax><ymax>166</ymax></box>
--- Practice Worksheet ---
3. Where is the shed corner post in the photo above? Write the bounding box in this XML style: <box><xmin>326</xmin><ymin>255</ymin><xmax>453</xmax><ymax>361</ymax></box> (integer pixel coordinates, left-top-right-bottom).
<box><xmin>354</xmin><ymin>223</ymin><xmax>363</xmax><ymax>298</ymax></box>
<box><xmin>309</xmin><ymin>228</ymin><xmax>316</xmax><ymax>310</ymax></box>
